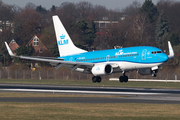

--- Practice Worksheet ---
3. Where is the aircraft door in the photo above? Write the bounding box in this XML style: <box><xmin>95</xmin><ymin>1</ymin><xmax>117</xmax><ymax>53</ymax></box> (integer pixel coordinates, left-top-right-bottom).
<box><xmin>106</xmin><ymin>55</ymin><xmax>110</xmax><ymax>62</ymax></box>
<box><xmin>142</xmin><ymin>49</ymin><xmax>147</xmax><ymax>60</ymax></box>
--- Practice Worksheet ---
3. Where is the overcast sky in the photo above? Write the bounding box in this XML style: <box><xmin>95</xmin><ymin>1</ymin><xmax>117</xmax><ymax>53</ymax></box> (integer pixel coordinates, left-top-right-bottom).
<box><xmin>2</xmin><ymin>0</ymin><xmax>164</xmax><ymax>10</ymax></box>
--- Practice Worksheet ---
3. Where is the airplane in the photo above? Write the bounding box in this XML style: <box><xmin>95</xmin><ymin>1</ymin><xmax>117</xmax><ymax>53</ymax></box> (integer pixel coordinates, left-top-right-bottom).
<box><xmin>5</xmin><ymin>15</ymin><xmax>174</xmax><ymax>83</ymax></box>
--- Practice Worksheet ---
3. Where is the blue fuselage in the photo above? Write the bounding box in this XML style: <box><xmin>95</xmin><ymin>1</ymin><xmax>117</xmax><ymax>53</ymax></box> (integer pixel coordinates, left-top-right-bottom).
<box><xmin>60</xmin><ymin>46</ymin><xmax>168</xmax><ymax>64</ymax></box>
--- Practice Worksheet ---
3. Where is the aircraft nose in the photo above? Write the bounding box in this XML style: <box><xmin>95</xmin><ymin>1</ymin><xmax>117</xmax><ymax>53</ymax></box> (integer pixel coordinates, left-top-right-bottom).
<box><xmin>163</xmin><ymin>53</ymin><xmax>169</xmax><ymax>62</ymax></box>
<box><xmin>159</xmin><ymin>53</ymin><xmax>168</xmax><ymax>62</ymax></box>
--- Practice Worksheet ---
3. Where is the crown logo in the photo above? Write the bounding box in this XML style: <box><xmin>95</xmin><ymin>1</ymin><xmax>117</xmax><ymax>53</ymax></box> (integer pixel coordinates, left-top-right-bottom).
<box><xmin>60</xmin><ymin>34</ymin><xmax>65</xmax><ymax>39</ymax></box>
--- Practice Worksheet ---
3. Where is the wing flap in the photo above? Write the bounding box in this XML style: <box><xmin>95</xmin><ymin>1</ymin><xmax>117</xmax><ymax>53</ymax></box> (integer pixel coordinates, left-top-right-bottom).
<box><xmin>18</xmin><ymin>56</ymin><xmax>94</xmax><ymax>67</ymax></box>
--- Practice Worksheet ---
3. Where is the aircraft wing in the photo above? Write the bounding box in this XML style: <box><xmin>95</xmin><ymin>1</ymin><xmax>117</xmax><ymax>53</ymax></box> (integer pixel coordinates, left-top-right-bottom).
<box><xmin>5</xmin><ymin>42</ymin><xmax>94</xmax><ymax>71</ymax></box>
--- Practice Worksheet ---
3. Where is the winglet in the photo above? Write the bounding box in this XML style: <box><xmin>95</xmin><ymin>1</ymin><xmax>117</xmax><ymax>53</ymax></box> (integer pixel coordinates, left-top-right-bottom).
<box><xmin>168</xmin><ymin>41</ymin><xmax>174</xmax><ymax>59</ymax></box>
<box><xmin>5</xmin><ymin>42</ymin><xmax>15</xmax><ymax>57</ymax></box>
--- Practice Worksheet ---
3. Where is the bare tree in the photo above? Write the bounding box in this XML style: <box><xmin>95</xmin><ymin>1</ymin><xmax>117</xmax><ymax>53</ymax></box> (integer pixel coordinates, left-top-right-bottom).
<box><xmin>12</xmin><ymin>5</ymin><xmax>22</xmax><ymax>14</ymax></box>
<box><xmin>121</xmin><ymin>1</ymin><xmax>141</xmax><ymax>16</ymax></box>
<box><xmin>58</xmin><ymin>2</ymin><xmax>77</xmax><ymax>20</ymax></box>
<box><xmin>133</xmin><ymin>14</ymin><xmax>147</xmax><ymax>42</ymax></box>
<box><xmin>0</xmin><ymin>3</ymin><xmax>14</xmax><ymax>24</ymax></box>
<box><xmin>94</xmin><ymin>5</ymin><xmax>109</xmax><ymax>20</ymax></box>
<box><xmin>0</xmin><ymin>0</ymin><xmax>2</xmax><ymax>6</ymax></box>
<box><xmin>13</xmin><ymin>9</ymin><xmax>44</xmax><ymax>44</ymax></box>
<box><xmin>0</xmin><ymin>1</ymin><xmax>14</xmax><ymax>57</ymax></box>
<box><xmin>0</xmin><ymin>29</ymin><xmax>13</xmax><ymax>54</ymax></box>
<box><xmin>76</xmin><ymin>1</ymin><xmax>94</xmax><ymax>20</ymax></box>
<box><xmin>25</xmin><ymin>2</ymin><xmax>36</xmax><ymax>10</ymax></box>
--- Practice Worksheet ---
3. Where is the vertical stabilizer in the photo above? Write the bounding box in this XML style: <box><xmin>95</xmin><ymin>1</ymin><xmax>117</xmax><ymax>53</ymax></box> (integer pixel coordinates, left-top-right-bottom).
<box><xmin>52</xmin><ymin>15</ymin><xmax>87</xmax><ymax>57</ymax></box>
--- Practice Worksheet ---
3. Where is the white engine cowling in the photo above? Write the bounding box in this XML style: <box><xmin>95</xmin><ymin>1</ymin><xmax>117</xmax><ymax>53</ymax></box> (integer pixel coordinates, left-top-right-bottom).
<box><xmin>91</xmin><ymin>64</ymin><xmax>113</xmax><ymax>76</ymax></box>
<box><xmin>138</xmin><ymin>69</ymin><xmax>152</xmax><ymax>75</ymax></box>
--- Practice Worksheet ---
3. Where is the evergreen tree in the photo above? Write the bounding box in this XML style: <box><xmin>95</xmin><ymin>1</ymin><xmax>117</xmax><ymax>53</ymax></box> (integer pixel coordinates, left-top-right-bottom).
<box><xmin>0</xmin><ymin>54</ymin><xmax>4</xmax><ymax>65</ymax></box>
<box><xmin>50</xmin><ymin>43</ymin><xmax>59</xmax><ymax>57</ymax></box>
<box><xmin>72</xmin><ymin>20</ymin><xmax>96</xmax><ymax>47</ymax></box>
<box><xmin>86</xmin><ymin>20</ymin><xmax>96</xmax><ymax>47</ymax></box>
<box><xmin>139</xmin><ymin>0</ymin><xmax>158</xmax><ymax>44</ymax></box>
<box><xmin>50</xmin><ymin>5</ymin><xmax>56</xmax><ymax>12</ymax></box>
<box><xmin>140</xmin><ymin>0</ymin><xmax>158</xmax><ymax>23</ymax></box>
<box><xmin>16</xmin><ymin>44</ymin><xmax>35</xmax><ymax>56</ymax></box>
<box><xmin>155</xmin><ymin>10</ymin><xmax>170</xmax><ymax>49</ymax></box>
<box><xmin>169</xmin><ymin>33</ymin><xmax>180</xmax><ymax>46</ymax></box>
<box><xmin>36</xmin><ymin>5</ymin><xmax>47</xmax><ymax>14</ymax></box>
<box><xmin>15</xmin><ymin>44</ymin><xmax>35</xmax><ymax>62</ymax></box>
<box><xmin>75</xmin><ymin>20</ymin><xmax>88</xmax><ymax>33</ymax></box>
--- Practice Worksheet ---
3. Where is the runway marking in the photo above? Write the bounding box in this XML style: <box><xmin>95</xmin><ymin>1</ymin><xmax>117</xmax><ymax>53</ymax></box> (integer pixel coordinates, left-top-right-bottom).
<box><xmin>0</xmin><ymin>89</ymin><xmax>165</xmax><ymax>95</ymax></box>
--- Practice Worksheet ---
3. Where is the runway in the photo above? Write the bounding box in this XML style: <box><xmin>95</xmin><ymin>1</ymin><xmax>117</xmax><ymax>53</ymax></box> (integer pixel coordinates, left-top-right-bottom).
<box><xmin>0</xmin><ymin>83</ymin><xmax>180</xmax><ymax>104</ymax></box>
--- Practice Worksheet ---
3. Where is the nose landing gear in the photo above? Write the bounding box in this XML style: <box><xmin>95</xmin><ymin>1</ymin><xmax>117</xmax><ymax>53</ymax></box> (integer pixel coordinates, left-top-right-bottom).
<box><xmin>152</xmin><ymin>70</ymin><xmax>158</xmax><ymax>77</ymax></box>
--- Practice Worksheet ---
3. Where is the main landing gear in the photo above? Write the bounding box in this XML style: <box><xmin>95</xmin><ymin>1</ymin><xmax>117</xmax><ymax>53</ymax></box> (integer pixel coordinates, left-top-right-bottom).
<box><xmin>92</xmin><ymin>76</ymin><xmax>101</xmax><ymax>83</ymax></box>
<box><xmin>92</xmin><ymin>73</ymin><xmax>129</xmax><ymax>83</ymax></box>
<box><xmin>119</xmin><ymin>73</ymin><xmax>128</xmax><ymax>83</ymax></box>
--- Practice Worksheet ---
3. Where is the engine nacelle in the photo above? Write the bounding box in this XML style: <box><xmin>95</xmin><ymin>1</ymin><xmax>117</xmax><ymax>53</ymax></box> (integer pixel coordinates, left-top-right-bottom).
<box><xmin>91</xmin><ymin>64</ymin><xmax>113</xmax><ymax>76</ymax></box>
<box><xmin>138</xmin><ymin>69</ymin><xmax>152</xmax><ymax>75</ymax></box>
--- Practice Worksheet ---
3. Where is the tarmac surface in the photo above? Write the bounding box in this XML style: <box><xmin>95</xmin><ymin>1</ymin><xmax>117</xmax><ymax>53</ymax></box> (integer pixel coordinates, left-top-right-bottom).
<box><xmin>0</xmin><ymin>83</ymin><xmax>180</xmax><ymax>104</ymax></box>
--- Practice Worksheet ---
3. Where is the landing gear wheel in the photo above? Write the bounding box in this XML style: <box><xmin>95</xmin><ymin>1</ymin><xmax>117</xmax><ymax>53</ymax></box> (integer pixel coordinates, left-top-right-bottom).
<box><xmin>92</xmin><ymin>76</ymin><xmax>102</xmax><ymax>83</ymax></box>
<box><xmin>92</xmin><ymin>76</ymin><xmax>97</xmax><ymax>83</ymax></box>
<box><xmin>124</xmin><ymin>76</ymin><xmax>128</xmax><ymax>82</ymax></box>
<box><xmin>96</xmin><ymin>76</ymin><xmax>102</xmax><ymax>83</ymax></box>
<box><xmin>119</xmin><ymin>76</ymin><xmax>124</xmax><ymax>83</ymax></box>
<box><xmin>119</xmin><ymin>76</ymin><xmax>128</xmax><ymax>83</ymax></box>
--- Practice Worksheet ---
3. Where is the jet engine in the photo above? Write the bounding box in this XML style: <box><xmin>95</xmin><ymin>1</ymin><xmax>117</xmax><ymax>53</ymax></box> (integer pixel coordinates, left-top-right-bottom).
<box><xmin>91</xmin><ymin>64</ymin><xmax>113</xmax><ymax>76</ymax></box>
<box><xmin>138</xmin><ymin>69</ymin><xmax>158</xmax><ymax>77</ymax></box>
<box><xmin>138</xmin><ymin>69</ymin><xmax>152</xmax><ymax>75</ymax></box>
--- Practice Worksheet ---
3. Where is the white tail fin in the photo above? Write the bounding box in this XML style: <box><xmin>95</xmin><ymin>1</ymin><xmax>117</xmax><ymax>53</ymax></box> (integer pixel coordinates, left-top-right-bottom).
<box><xmin>52</xmin><ymin>15</ymin><xmax>87</xmax><ymax>57</ymax></box>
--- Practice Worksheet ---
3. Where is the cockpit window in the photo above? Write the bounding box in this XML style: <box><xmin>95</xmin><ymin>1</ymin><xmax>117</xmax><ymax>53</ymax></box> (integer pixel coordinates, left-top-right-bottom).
<box><xmin>151</xmin><ymin>51</ymin><xmax>163</xmax><ymax>54</ymax></box>
<box><xmin>151</xmin><ymin>51</ymin><xmax>156</xmax><ymax>54</ymax></box>
<box><xmin>157</xmin><ymin>51</ymin><xmax>162</xmax><ymax>53</ymax></box>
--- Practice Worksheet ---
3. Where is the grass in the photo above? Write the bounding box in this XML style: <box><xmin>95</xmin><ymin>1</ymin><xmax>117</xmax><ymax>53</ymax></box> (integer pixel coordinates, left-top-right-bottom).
<box><xmin>0</xmin><ymin>103</ymin><xmax>180</xmax><ymax>120</ymax></box>
<box><xmin>1</xmin><ymin>79</ymin><xmax>180</xmax><ymax>88</ymax></box>
<box><xmin>0</xmin><ymin>92</ymin><xmax>123</xmax><ymax>98</ymax></box>
<box><xmin>1</xmin><ymin>79</ymin><xmax>180</xmax><ymax>120</ymax></box>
